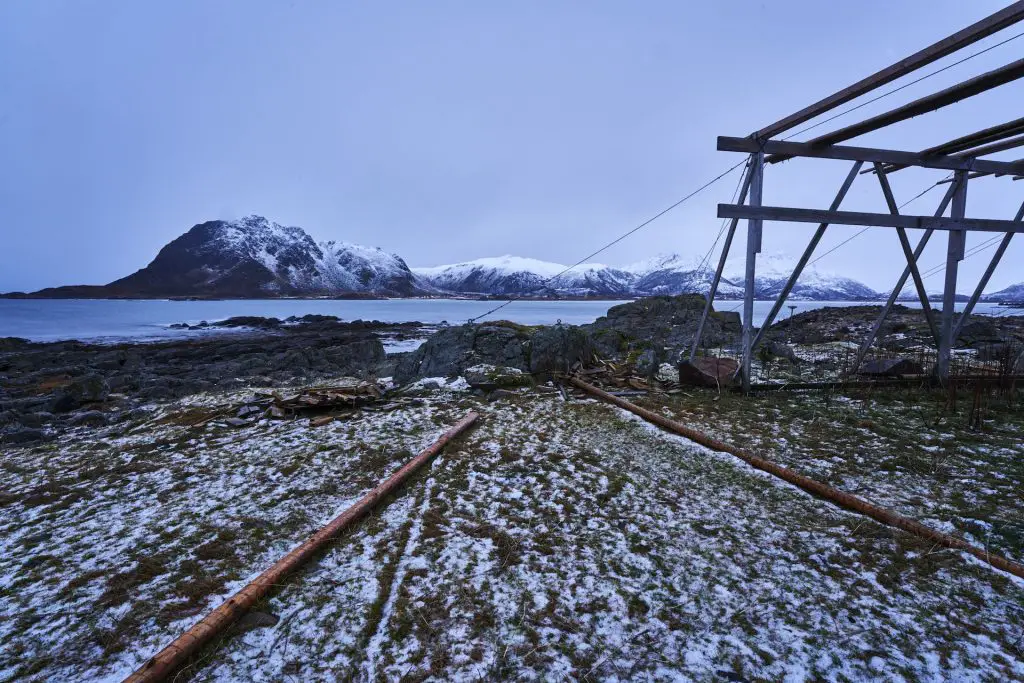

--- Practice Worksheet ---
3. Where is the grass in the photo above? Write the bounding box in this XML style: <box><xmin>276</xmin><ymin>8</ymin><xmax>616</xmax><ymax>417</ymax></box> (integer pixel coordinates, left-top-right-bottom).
<box><xmin>2</xmin><ymin>385</ymin><xmax>1022</xmax><ymax>681</ymax></box>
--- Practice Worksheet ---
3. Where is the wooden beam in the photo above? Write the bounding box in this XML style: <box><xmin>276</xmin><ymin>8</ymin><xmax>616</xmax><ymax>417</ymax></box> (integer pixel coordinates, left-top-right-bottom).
<box><xmin>717</xmin><ymin>204</ymin><xmax>1024</xmax><ymax>234</ymax></box>
<box><xmin>719</xmin><ymin>136</ymin><xmax>1024</xmax><ymax>175</ymax></box>
<box><xmin>690</xmin><ymin>162</ymin><xmax>753</xmax><ymax>362</ymax></box>
<box><xmin>793</xmin><ymin>58</ymin><xmax>1024</xmax><ymax>149</ymax></box>
<box><xmin>952</xmin><ymin>199</ymin><xmax>1024</xmax><ymax>341</ymax></box>
<box><xmin>922</xmin><ymin>116</ymin><xmax>1024</xmax><ymax>156</ymax></box>
<box><xmin>875</xmin><ymin>163</ymin><xmax>941</xmax><ymax>349</ymax></box>
<box><xmin>742</xmin><ymin>152</ymin><xmax>764</xmax><ymax>394</ymax></box>
<box><xmin>849</xmin><ymin>181</ymin><xmax>957</xmax><ymax>375</ymax></box>
<box><xmin>870</xmin><ymin>118</ymin><xmax>1024</xmax><ymax>174</ymax></box>
<box><xmin>752</xmin><ymin>2</ymin><xmax>1024</xmax><ymax>140</ymax></box>
<box><xmin>955</xmin><ymin>131</ymin><xmax>1024</xmax><ymax>158</ymax></box>
<box><xmin>750</xmin><ymin>161</ymin><xmax>863</xmax><ymax>352</ymax></box>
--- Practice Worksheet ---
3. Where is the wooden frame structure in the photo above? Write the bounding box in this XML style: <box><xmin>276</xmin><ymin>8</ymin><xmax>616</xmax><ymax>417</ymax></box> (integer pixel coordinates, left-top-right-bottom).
<box><xmin>692</xmin><ymin>2</ymin><xmax>1024</xmax><ymax>391</ymax></box>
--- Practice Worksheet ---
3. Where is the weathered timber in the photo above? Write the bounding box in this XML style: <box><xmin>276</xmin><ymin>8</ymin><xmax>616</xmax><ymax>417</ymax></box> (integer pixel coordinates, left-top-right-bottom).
<box><xmin>566</xmin><ymin>377</ymin><xmax>1024</xmax><ymax>581</ymax></box>
<box><xmin>123</xmin><ymin>411</ymin><xmax>480</xmax><ymax>683</ymax></box>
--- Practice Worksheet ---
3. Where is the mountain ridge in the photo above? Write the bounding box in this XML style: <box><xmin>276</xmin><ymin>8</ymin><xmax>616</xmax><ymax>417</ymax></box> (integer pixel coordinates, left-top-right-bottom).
<box><xmin>3</xmin><ymin>215</ymin><xmax>1021</xmax><ymax>302</ymax></box>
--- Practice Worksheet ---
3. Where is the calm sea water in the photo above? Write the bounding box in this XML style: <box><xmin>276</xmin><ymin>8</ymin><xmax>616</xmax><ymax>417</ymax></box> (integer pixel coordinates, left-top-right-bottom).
<box><xmin>0</xmin><ymin>298</ymin><xmax>1014</xmax><ymax>343</ymax></box>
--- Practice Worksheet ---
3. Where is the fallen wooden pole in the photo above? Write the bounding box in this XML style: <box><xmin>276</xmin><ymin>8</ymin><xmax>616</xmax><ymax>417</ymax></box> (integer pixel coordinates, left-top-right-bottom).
<box><xmin>124</xmin><ymin>411</ymin><xmax>480</xmax><ymax>683</ymax></box>
<box><xmin>566</xmin><ymin>377</ymin><xmax>1024</xmax><ymax>580</ymax></box>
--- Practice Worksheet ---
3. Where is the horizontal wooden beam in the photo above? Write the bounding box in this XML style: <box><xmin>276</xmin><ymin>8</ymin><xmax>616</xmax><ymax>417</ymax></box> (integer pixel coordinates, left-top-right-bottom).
<box><xmin>954</xmin><ymin>131</ymin><xmax>1024</xmax><ymax>158</ymax></box>
<box><xmin>871</xmin><ymin>120</ymin><xmax>1024</xmax><ymax>175</ymax></box>
<box><xmin>717</xmin><ymin>204</ymin><xmax>1024</xmax><ymax>234</ymax></box>
<box><xmin>752</xmin><ymin>2</ymin><xmax>1024</xmax><ymax>140</ymax></box>
<box><xmin>797</xmin><ymin>58</ymin><xmax>1024</xmax><ymax>148</ymax></box>
<box><xmin>921</xmin><ymin>116</ymin><xmax>1024</xmax><ymax>156</ymax></box>
<box><xmin>718</xmin><ymin>136</ymin><xmax>1024</xmax><ymax>175</ymax></box>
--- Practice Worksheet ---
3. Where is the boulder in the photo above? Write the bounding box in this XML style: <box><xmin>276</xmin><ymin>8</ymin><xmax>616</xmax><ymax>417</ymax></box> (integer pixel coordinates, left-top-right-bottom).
<box><xmin>586</xmin><ymin>295</ymin><xmax>741</xmax><ymax>361</ymax></box>
<box><xmin>0</xmin><ymin>337</ymin><xmax>30</xmax><ymax>351</ymax></box>
<box><xmin>463</xmin><ymin>364</ymin><xmax>532</xmax><ymax>391</ymax></box>
<box><xmin>395</xmin><ymin>324</ymin><xmax>529</xmax><ymax>384</ymax></box>
<box><xmin>529</xmin><ymin>325</ymin><xmax>592</xmax><ymax>374</ymax></box>
<box><xmin>212</xmin><ymin>316</ymin><xmax>282</xmax><ymax>329</ymax></box>
<box><xmin>17</xmin><ymin>412</ymin><xmax>54</xmax><ymax>428</ymax></box>
<box><xmin>858</xmin><ymin>358</ymin><xmax>924</xmax><ymax>377</ymax></box>
<box><xmin>677</xmin><ymin>357</ymin><xmax>739</xmax><ymax>388</ymax></box>
<box><xmin>765</xmin><ymin>341</ymin><xmax>799</xmax><ymax>363</ymax></box>
<box><xmin>956</xmin><ymin>319</ymin><xmax>1002</xmax><ymax>347</ymax></box>
<box><xmin>636</xmin><ymin>349</ymin><xmax>659</xmax><ymax>377</ymax></box>
<box><xmin>50</xmin><ymin>373</ymin><xmax>110</xmax><ymax>413</ymax></box>
<box><xmin>68</xmin><ymin>411</ymin><xmax>110</xmax><ymax>428</ymax></box>
<box><xmin>1</xmin><ymin>427</ymin><xmax>49</xmax><ymax>445</ymax></box>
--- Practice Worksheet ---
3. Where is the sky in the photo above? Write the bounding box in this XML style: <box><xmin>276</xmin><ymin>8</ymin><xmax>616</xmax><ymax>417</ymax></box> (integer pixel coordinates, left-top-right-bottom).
<box><xmin>0</xmin><ymin>0</ymin><xmax>1022</xmax><ymax>294</ymax></box>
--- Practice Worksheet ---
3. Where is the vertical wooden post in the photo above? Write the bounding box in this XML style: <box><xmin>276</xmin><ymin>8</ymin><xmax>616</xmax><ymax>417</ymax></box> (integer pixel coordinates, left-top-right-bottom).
<box><xmin>751</xmin><ymin>160</ymin><xmax>862</xmax><ymax>352</ymax></box>
<box><xmin>938</xmin><ymin>170</ymin><xmax>968</xmax><ymax>380</ymax></box>
<box><xmin>690</xmin><ymin>162</ymin><xmax>752</xmax><ymax>362</ymax></box>
<box><xmin>850</xmin><ymin>181</ymin><xmax>956</xmax><ymax>375</ymax></box>
<box><xmin>952</xmin><ymin>200</ymin><xmax>1023</xmax><ymax>341</ymax></box>
<box><xmin>742</xmin><ymin>151</ymin><xmax>764</xmax><ymax>393</ymax></box>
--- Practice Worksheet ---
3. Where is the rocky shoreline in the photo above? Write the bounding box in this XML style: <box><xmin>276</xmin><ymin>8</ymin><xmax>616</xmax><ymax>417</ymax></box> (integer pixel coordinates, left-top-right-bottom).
<box><xmin>2</xmin><ymin>297</ymin><xmax>1022</xmax><ymax>446</ymax></box>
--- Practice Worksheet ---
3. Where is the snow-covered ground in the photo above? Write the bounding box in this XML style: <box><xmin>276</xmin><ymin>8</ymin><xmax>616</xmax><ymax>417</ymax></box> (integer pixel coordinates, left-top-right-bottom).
<box><xmin>1</xmin><ymin>389</ymin><xmax>1022</xmax><ymax>681</ymax></box>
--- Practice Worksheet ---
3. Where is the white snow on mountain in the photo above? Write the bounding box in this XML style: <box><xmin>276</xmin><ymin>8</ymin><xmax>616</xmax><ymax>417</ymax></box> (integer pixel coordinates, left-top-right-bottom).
<box><xmin>980</xmin><ymin>281</ymin><xmax>1024</xmax><ymax>302</ymax></box>
<box><xmin>413</xmin><ymin>256</ymin><xmax>635</xmax><ymax>296</ymax></box>
<box><xmin>97</xmin><ymin>214</ymin><xmax>890</xmax><ymax>300</ymax></box>
<box><xmin>724</xmin><ymin>252</ymin><xmax>880</xmax><ymax>300</ymax></box>
<box><xmin>413</xmin><ymin>250</ymin><xmax>880</xmax><ymax>300</ymax></box>
<box><xmin>145</xmin><ymin>215</ymin><xmax>422</xmax><ymax>296</ymax></box>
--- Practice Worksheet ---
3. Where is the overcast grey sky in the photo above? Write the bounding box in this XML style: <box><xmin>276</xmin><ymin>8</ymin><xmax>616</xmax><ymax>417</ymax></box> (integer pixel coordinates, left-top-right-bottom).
<box><xmin>1</xmin><ymin>0</ymin><xmax>1022</xmax><ymax>293</ymax></box>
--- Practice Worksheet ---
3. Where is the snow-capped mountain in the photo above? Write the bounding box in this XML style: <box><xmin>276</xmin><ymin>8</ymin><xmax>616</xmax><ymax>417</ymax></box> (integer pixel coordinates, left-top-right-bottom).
<box><xmin>629</xmin><ymin>253</ymin><xmax>744</xmax><ymax>298</ymax></box>
<box><xmin>20</xmin><ymin>216</ymin><xmax>423</xmax><ymax>298</ymax></box>
<box><xmin>413</xmin><ymin>251</ymin><xmax>880</xmax><ymax>300</ymax></box>
<box><xmin>724</xmin><ymin>252</ymin><xmax>880</xmax><ymax>301</ymax></box>
<box><xmin>5</xmin><ymin>216</ymin><xmax>898</xmax><ymax>301</ymax></box>
<box><xmin>981</xmin><ymin>282</ymin><xmax>1024</xmax><ymax>303</ymax></box>
<box><xmin>413</xmin><ymin>256</ymin><xmax>637</xmax><ymax>296</ymax></box>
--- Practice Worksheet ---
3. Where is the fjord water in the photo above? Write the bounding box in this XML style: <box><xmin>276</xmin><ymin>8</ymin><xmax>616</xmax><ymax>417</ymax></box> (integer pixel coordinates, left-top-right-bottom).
<box><xmin>0</xmin><ymin>298</ymin><xmax>1012</xmax><ymax>344</ymax></box>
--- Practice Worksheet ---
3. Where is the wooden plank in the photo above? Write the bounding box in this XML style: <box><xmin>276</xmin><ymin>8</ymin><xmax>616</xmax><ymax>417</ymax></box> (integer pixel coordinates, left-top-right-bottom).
<box><xmin>952</xmin><ymin>199</ymin><xmax>1024</xmax><ymax>340</ymax></box>
<box><xmin>938</xmin><ymin>171</ymin><xmax>970</xmax><ymax>379</ymax></box>
<box><xmin>719</xmin><ymin>136</ymin><xmax>1024</xmax><ymax>176</ymax></box>
<box><xmin>717</xmin><ymin>204</ymin><xmax>1024</xmax><ymax>234</ymax></box>
<box><xmin>752</xmin><ymin>2</ymin><xmax>1024</xmax><ymax>140</ymax></box>
<box><xmin>875</xmin><ymin>163</ymin><xmax>941</xmax><ymax>348</ymax></box>
<box><xmin>690</xmin><ymin>162</ymin><xmax>753</xmax><ymax>361</ymax></box>
<box><xmin>871</xmin><ymin>119</ymin><xmax>1024</xmax><ymax>175</ymax></box>
<box><xmin>955</xmin><ymin>131</ymin><xmax>1024</xmax><ymax>158</ymax></box>
<box><xmin>741</xmin><ymin>152</ymin><xmax>764</xmax><ymax>394</ymax></box>
<box><xmin>922</xmin><ymin>116</ymin><xmax>1024</xmax><ymax>156</ymax></box>
<box><xmin>795</xmin><ymin>58</ymin><xmax>1024</xmax><ymax>148</ymax></box>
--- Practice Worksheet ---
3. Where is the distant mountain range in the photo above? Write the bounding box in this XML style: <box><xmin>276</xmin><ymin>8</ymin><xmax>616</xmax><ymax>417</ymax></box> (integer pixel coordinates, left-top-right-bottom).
<box><xmin>3</xmin><ymin>215</ymin><xmax>1022</xmax><ymax>302</ymax></box>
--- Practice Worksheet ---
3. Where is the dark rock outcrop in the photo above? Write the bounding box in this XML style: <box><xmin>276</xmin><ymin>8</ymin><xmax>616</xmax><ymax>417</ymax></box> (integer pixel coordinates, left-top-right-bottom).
<box><xmin>0</xmin><ymin>319</ymin><xmax>397</xmax><ymax>444</ymax></box>
<box><xmin>858</xmin><ymin>358</ymin><xmax>925</xmax><ymax>377</ymax></box>
<box><xmin>585</xmin><ymin>295</ymin><xmax>741</xmax><ymax>360</ymax></box>
<box><xmin>395</xmin><ymin>324</ymin><xmax>531</xmax><ymax>384</ymax></box>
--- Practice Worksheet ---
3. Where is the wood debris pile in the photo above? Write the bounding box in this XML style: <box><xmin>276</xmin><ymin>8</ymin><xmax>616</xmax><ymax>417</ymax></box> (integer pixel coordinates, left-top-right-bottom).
<box><xmin>183</xmin><ymin>379</ymin><xmax>423</xmax><ymax>428</ymax></box>
<box><xmin>567</xmin><ymin>359</ymin><xmax>685</xmax><ymax>395</ymax></box>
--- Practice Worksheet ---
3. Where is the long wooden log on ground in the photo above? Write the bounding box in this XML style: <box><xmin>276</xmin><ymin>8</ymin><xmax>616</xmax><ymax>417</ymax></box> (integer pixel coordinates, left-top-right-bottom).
<box><xmin>124</xmin><ymin>411</ymin><xmax>480</xmax><ymax>683</ymax></box>
<box><xmin>566</xmin><ymin>377</ymin><xmax>1024</xmax><ymax>580</ymax></box>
